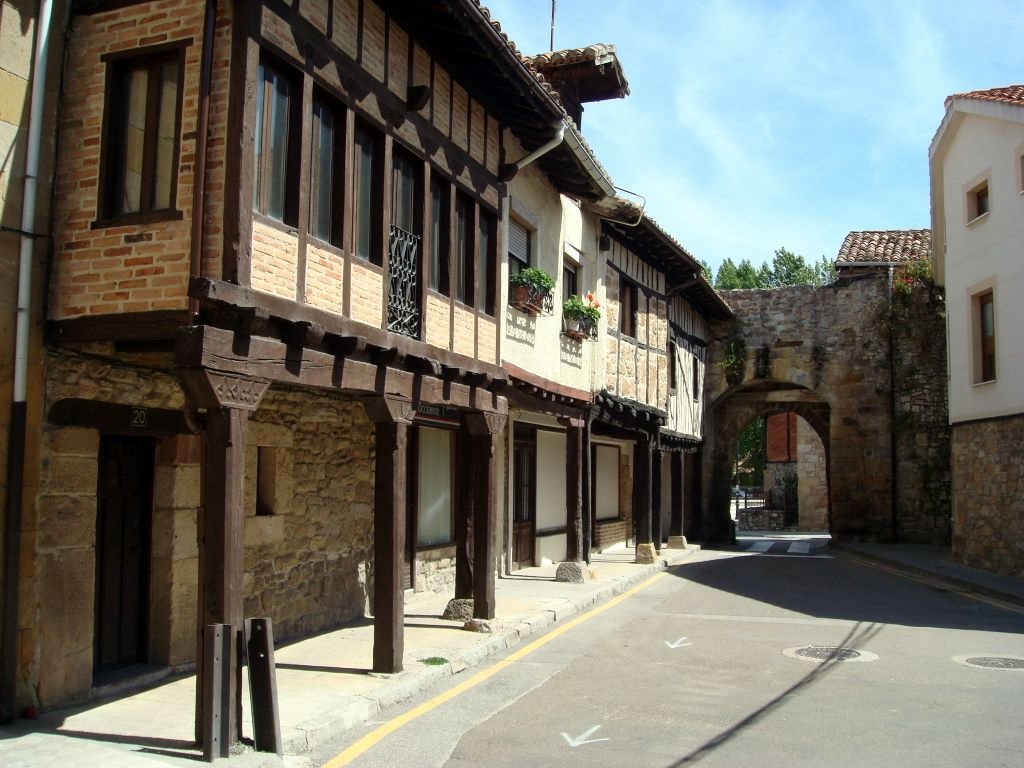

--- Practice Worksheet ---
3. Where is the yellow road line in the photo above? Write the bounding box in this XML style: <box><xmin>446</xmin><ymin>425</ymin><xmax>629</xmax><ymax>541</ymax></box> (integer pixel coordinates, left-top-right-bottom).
<box><xmin>323</xmin><ymin>571</ymin><xmax>668</xmax><ymax>767</ymax></box>
<box><xmin>847</xmin><ymin>554</ymin><xmax>1024</xmax><ymax>615</ymax></box>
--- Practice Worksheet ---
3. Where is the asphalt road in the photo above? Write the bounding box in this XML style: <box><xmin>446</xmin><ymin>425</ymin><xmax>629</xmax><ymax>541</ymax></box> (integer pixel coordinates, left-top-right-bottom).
<box><xmin>304</xmin><ymin>538</ymin><xmax>1024</xmax><ymax>768</ymax></box>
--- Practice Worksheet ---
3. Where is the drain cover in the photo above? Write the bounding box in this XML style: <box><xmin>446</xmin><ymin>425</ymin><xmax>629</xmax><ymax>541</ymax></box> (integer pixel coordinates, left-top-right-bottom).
<box><xmin>796</xmin><ymin>646</ymin><xmax>860</xmax><ymax>661</ymax></box>
<box><xmin>953</xmin><ymin>654</ymin><xmax>1024</xmax><ymax>671</ymax></box>
<box><xmin>784</xmin><ymin>645</ymin><xmax>879</xmax><ymax>663</ymax></box>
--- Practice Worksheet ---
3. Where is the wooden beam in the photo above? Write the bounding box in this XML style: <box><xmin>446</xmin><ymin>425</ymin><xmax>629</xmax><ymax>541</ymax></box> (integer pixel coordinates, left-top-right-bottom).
<box><xmin>465</xmin><ymin>412</ymin><xmax>506</xmax><ymax>619</ymax></box>
<box><xmin>48</xmin><ymin>310</ymin><xmax>189</xmax><ymax>343</ymax></box>
<box><xmin>652</xmin><ymin>447</ymin><xmax>663</xmax><ymax>549</ymax></box>
<box><xmin>175</xmin><ymin>325</ymin><xmax>507</xmax><ymax>414</ymax></box>
<box><xmin>454</xmin><ymin>428</ymin><xmax>474</xmax><ymax>600</ymax></box>
<box><xmin>565</xmin><ymin>421</ymin><xmax>583</xmax><ymax>562</ymax></box>
<box><xmin>197</xmin><ymin>407</ymin><xmax>249</xmax><ymax>747</ymax></box>
<box><xmin>49</xmin><ymin>398</ymin><xmax>198</xmax><ymax>437</ymax></box>
<box><xmin>364</xmin><ymin>399</ymin><xmax>413</xmax><ymax>674</ymax></box>
<box><xmin>634</xmin><ymin>436</ymin><xmax>653</xmax><ymax>547</ymax></box>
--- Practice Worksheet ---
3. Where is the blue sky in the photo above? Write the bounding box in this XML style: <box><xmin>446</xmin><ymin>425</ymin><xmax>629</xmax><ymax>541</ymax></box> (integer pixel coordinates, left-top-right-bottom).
<box><xmin>482</xmin><ymin>0</ymin><xmax>1024</xmax><ymax>274</ymax></box>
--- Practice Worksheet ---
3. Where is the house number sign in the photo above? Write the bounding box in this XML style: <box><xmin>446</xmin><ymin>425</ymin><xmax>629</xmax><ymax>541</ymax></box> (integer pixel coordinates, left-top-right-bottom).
<box><xmin>130</xmin><ymin>407</ymin><xmax>148</xmax><ymax>427</ymax></box>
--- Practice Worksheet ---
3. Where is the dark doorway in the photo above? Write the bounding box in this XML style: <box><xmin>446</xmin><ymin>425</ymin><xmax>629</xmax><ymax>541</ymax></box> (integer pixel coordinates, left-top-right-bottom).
<box><xmin>94</xmin><ymin>435</ymin><xmax>155</xmax><ymax>674</ymax></box>
<box><xmin>512</xmin><ymin>426</ymin><xmax>536</xmax><ymax>567</ymax></box>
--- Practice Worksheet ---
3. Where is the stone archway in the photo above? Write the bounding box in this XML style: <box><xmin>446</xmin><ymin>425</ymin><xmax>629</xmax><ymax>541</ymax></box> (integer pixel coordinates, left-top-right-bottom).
<box><xmin>702</xmin><ymin>381</ymin><xmax>831</xmax><ymax>542</ymax></box>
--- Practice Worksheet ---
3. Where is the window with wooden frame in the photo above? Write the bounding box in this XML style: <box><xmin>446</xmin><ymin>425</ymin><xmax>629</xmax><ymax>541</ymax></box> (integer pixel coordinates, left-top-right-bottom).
<box><xmin>668</xmin><ymin>341</ymin><xmax>677</xmax><ymax>392</ymax></box>
<box><xmin>454</xmin><ymin>193</ymin><xmax>474</xmax><ymax>306</ymax></box>
<box><xmin>478</xmin><ymin>208</ymin><xmax>497</xmax><ymax>315</ymax></box>
<box><xmin>254</xmin><ymin>55</ymin><xmax>300</xmax><ymax>225</ymax></box>
<box><xmin>619</xmin><ymin>277</ymin><xmax>638</xmax><ymax>338</ymax></box>
<box><xmin>974</xmin><ymin>289</ymin><xmax>997</xmax><ymax>383</ymax></box>
<box><xmin>353</xmin><ymin>121</ymin><xmax>384</xmax><ymax>263</ymax></box>
<box><xmin>692</xmin><ymin>354</ymin><xmax>700</xmax><ymax>400</ymax></box>
<box><xmin>563</xmin><ymin>262</ymin><xmax>578</xmax><ymax>303</ymax></box>
<box><xmin>429</xmin><ymin>177</ymin><xmax>450</xmax><ymax>295</ymax></box>
<box><xmin>308</xmin><ymin>91</ymin><xmax>344</xmax><ymax>245</ymax></box>
<box><xmin>508</xmin><ymin>218</ymin><xmax>531</xmax><ymax>275</ymax></box>
<box><xmin>392</xmin><ymin>149</ymin><xmax>421</xmax><ymax>236</ymax></box>
<box><xmin>966</xmin><ymin>180</ymin><xmax>990</xmax><ymax>223</ymax></box>
<box><xmin>99</xmin><ymin>45</ymin><xmax>184</xmax><ymax>222</ymax></box>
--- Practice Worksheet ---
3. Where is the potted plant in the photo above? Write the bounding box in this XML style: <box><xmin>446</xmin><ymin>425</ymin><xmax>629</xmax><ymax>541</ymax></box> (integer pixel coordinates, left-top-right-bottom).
<box><xmin>509</xmin><ymin>267</ymin><xmax>555</xmax><ymax>315</ymax></box>
<box><xmin>562</xmin><ymin>292</ymin><xmax>601</xmax><ymax>340</ymax></box>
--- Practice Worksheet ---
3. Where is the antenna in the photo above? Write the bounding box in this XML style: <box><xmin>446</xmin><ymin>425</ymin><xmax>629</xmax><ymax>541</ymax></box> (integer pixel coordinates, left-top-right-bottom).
<box><xmin>550</xmin><ymin>0</ymin><xmax>556</xmax><ymax>51</ymax></box>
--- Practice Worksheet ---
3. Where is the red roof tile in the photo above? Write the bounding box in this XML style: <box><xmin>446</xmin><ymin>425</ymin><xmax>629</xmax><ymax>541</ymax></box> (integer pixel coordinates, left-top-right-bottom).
<box><xmin>947</xmin><ymin>85</ymin><xmax>1024</xmax><ymax>108</ymax></box>
<box><xmin>836</xmin><ymin>230</ymin><xmax>931</xmax><ymax>265</ymax></box>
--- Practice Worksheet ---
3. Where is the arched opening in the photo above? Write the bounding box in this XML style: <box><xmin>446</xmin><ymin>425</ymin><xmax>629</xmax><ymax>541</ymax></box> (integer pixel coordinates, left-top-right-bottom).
<box><xmin>700</xmin><ymin>380</ymin><xmax>831</xmax><ymax>544</ymax></box>
<box><xmin>731</xmin><ymin>411</ymin><xmax>829</xmax><ymax>534</ymax></box>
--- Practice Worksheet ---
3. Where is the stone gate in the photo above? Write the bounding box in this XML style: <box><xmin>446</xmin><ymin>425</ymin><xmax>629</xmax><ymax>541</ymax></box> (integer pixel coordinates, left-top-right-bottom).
<box><xmin>699</xmin><ymin>274</ymin><xmax>950</xmax><ymax>545</ymax></box>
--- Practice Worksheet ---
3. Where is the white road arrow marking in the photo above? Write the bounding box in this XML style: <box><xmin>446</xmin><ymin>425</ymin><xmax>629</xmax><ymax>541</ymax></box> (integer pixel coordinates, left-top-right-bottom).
<box><xmin>561</xmin><ymin>725</ymin><xmax>609</xmax><ymax>747</ymax></box>
<box><xmin>664</xmin><ymin>637</ymin><xmax>692</xmax><ymax>649</ymax></box>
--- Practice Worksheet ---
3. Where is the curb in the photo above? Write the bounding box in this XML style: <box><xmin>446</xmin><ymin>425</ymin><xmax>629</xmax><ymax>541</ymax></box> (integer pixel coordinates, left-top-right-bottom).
<box><xmin>284</xmin><ymin>545</ymin><xmax>700</xmax><ymax>757</ymax></box>
<box><xmin>834</xmin><ymin>545</ymin><xmax>1024</xmax><ymax>608</ymax></box>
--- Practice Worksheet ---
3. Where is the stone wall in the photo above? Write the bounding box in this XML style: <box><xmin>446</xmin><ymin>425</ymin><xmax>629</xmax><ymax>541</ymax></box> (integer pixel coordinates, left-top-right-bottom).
<box><xmin>951</xmin><ymin>414</ymin><xmax>1024</xmax><ymax>577</ymax></box>
<box><xmin>892</xmin><ymin>286</ymin><xmax>951</xmax><ymax>544</ymax></box>
<box><xmin>703</xmin><ymin>275</ymin><xmax>950</xmax><ymax>544</ymax></box>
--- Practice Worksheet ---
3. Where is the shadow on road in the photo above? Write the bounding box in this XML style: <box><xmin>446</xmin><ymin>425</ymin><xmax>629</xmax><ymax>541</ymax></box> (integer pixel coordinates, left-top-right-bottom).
<box><xmin>666</xmin><ymin>547</ymin><xmax>1024</xmax><ymax>635</ymax></box>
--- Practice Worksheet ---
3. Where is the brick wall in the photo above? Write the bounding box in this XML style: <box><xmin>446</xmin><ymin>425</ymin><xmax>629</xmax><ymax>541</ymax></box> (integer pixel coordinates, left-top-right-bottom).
<box><xmin>49</xmin><ymin>0</ymin><xmax>220</xmax><ymax>318</ymax></box>
<box><xmin>251</xmin><ymin>220</ymin><xmax>298</xmax><ymax>302</ymax></box>
<box><xmin>305</xmin><ymin>241</ymin><xmax>345</xmax><ymax>314</ymax></box>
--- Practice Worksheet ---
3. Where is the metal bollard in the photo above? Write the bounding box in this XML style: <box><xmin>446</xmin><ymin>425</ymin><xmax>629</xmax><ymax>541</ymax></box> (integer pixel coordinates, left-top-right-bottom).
<box><xmin>245</xmin><ymin>617</ymin><xmax>282</xmax><ymax>755</ymax></box>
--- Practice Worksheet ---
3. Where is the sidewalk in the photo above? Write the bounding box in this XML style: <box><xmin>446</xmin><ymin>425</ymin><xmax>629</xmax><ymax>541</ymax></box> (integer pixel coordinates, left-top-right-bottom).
<box><xmin>836</xmin><ymin>541</ymin><xmax>1024</xmax><ymax>606</ymax></box>
<box><xmin>0</xmin><ymin>545</ymin><xmax>698</xmax><ymax>768</ymax></box>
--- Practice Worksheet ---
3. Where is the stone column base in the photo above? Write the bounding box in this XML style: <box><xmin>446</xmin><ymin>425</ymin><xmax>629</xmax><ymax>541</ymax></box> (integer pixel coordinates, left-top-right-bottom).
<box><xmin>555</xmin><ymin>561</ymin><xmax>592</xmax><ymax>583</ymax></box>
<box><xmin>442</xmin><ymin>598</ymin><xmax>474</xmax><ymax>621</ymax></box>
<box><xmin>667</xmin><ymin>535</ymin><xmax>688</xmax><ymax>549</ymax></box>
<box><xmin>635</xmin><ymin>543</ymin><xmax>658</xmax><ymax>564</ymax></box>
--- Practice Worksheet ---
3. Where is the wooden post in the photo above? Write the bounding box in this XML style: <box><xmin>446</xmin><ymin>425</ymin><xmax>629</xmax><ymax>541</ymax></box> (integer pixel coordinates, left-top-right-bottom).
<box><xmin>582</xmin><ymin>418</ymin><xmax>592</xmax><ymax>564</ymax></box>
<box><xmin>466</xmin><ymin>411</ymin><xmax>506</xmax><ymax>620</ymax></box>
<box><xmin>561</xmin><ymin>417</ymin><xmax>584</xmax><ymax>562</ymax></box>
<box><xmin>454</xmin><ymin>429</ymin><xmax>474</xmax><ymax>599</ymax></box>
<box><xmin>363</xmin><ymin>397</ymin><xmax>414</xmax><ymax>673</ymax></box>
<box><xmin>634</xmin><ymin>434</ymin><xmax>655</xmax><ymax>563</ymax></box>
<box><xmin>668</xmin><ymin>451</ymin><xmax>686</xmax><ymax>547</ymax></box>
<box><xmin>652</xmin><ymin>446</ymin><xmax>663</xmax><ymax>551</ymax></box>
<box><xmin>199</xmin><ymin>406</ymin><xmax>249</xmax><ymax>750</ymax></box>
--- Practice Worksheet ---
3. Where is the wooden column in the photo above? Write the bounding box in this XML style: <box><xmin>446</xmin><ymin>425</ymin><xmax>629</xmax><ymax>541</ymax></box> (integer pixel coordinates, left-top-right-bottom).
<box><xmin>178</xmin><ymin>368</ymin><xmax>269</xmax><ymax>751</ymax></box>
<box><xmin>363</xmin><ymin>397</ymin><xmax>415</xmax><ymax>673</ymax></box>
<box><xmin>454</xmin><ymin>429</ymin><xmax>474</xmax><ymax>599</ymax></box>
<box><xmin>634</xmin><ymin>434</ymin><xmax>656</xmax><ymax>563</ymax></box>
<box><xmin>669</xmin><ymin>451</ymin><xmax>685</xmax><ymax>544</ymax></box>
<box><xmin>652</xmin><ymin>446</ymin><xmax>664</xmax><ymax>551</ymax></box>
<box><xmin>560</xmin><ymin>417</ymin><xmax>584</xmax><ymax>562</ymax></box>
<box><xmin>582</xmin><ymin>418</ymin><xmax>593</xmax><ymax>564</ymax></box>
<box><xmin>200</xmin><ymin>407</ymin><xmax>249</xmax><ymax>746</ymax></box>
<box><xmin>465</xmin><ymin>411</ymin><xmax>506</xmax><ymax>620</ymax></box>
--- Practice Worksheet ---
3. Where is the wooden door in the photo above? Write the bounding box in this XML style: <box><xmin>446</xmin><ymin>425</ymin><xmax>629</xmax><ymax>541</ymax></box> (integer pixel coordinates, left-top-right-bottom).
<box><xmin>512</xmin><ymin>430</ymin><xmax>536</xmax><ymax>567</ymax></box>
<box><xmin>94</xmin><ymin>435</ymin><xmax>154</xmax><ymax>673</ymax></box>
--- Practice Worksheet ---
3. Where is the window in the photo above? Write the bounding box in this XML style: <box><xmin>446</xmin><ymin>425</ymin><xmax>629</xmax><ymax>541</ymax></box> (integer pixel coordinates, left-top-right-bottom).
<box><xmin>416</xmin><ymin>428</ymin><xmax>453</xmax><ymax>547</ymax></box>
<box><xmin>455</xmin><ymin>194</ymin><xmax>474</xmax><ymax>305</ymax></box>
<box><xmin>975</xmin><ymin>290</ymin><xmax>996</xmax><ymax>383</ymax></box>
<box><xmin>255</xmin><ymin>447</ymin><xmax>277</xmax><ymax>516</ymax></box>
<box><xmin>478</xmin><ymin>210</ymin><xmax>496</xmax><ymax>314</ymax></box>
<box><xmin>354</xmin><ymin>123</ymin><xmax>383</xmax><ymax>262</ymax></box>
<box><xmin>619</xmin><ymin>277</ymin><xmax>638</xmax><ymax>337</ymax></box>
<box><xmin>692</xmin><ymin>355</ymin><xmax>700</xmax><ymax>400</ymax></box>
<box><xmin>668</xmin><ymin>342</ymin><xmax>677</xmax><ymax>391</ymax></box>
<box><xmin>508</xmin><ymin>218</ymin><xmax>530</xmax><ymax>275</ymax></box>
<box><xmin>392</xmin><ymin>150</ymin><xmax>419</xmax><ymax>235</ymax></box>
<box><xmin>101</xmin><ymin>48</ymin><xmax>183</xmax><ymax>219</ymax></box>
<box><xmin>563</xmin><ymin>262</ymin><xmax>578</xmax><ymax>303</ymax></box>
<box><xmin>429</xmin><ymin>178</ymin><xmax>450</xmax><ymax>295</ymax></box>
<box><xmin>254</xmin><ymin>57</ymin><xmax>299</xmax><ymax>224</ymax></box>
<box><xmin>967</xmin><ymin>181</ymin><xmax>990</xmax><ymax>222</ymax></box>
<box><xmin>309</xmin><ymin>94</ymin><xmax>343</xmax><ymax>244</ymax></box>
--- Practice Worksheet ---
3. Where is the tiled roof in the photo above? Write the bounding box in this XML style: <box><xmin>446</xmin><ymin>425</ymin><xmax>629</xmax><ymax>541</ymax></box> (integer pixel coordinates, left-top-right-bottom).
<box><xmin>525</xmin><ymin>44</ymin><xmax>619</xmax><ymax>69</ymax></box>
<box><xmin>836</xmin><ymin>230</ymin><xmax>931</xmax><ymax>265</ymax></box>
<box><xmin>947</xmin><ymin>85</ymin><xmax>1024</xmax><ymax>108</ymax></box>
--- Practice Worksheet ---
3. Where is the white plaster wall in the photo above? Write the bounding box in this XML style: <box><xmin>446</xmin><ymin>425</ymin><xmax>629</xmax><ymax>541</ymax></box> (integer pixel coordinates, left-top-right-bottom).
<box><xmin>941</xmin><ymin>112</ymin><xmax>1024</xmax><ymax>422</ymax></box>
<box><xmin>500</xmin><ymin>131</ymin><xmax>597</xmax><ymax>393</ymax></box>
<box><xmin>535</xmin><ymin>429</ymin><xmax>566</xmax><ymax>565</ymax></box>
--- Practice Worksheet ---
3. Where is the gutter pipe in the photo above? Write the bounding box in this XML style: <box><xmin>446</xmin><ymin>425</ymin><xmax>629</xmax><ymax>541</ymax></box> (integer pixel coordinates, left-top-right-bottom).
<box><xmin>3</xmin><ymin>0</ymin><xmax>54</xmax><ymax>724</ymax></box>
<box><xmin>498</xmin><ymin>123</ymin><xmax>565</xmax><ymax>181</ymax></box>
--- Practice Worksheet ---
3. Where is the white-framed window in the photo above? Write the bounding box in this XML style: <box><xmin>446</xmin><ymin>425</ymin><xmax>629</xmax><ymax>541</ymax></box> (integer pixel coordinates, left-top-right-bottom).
<box><xmin>508</xmin><ymin>217</ymin><xmax>531</xmax><ymax>275</ymax></box>
<box><xmin>416</xmin><ymin>427</ymin><xmax>454</xmax><ymax>547</ymax></box>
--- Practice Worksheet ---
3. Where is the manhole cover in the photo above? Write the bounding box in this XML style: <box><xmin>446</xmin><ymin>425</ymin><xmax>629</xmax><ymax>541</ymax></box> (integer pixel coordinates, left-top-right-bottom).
<box><xmin>796</xmin><ymin>646</ymin><xmax>861</xmax><ymax>661</ymax></box>
<box><xmin>784</xmin><ymin>645</ymin><xmax>879</xmax><ymax>663</ymax></box>
<box><xmin>953</xmin><ymin>654</ymin><xmax>1024</xmax><ymax>670</ymax></box>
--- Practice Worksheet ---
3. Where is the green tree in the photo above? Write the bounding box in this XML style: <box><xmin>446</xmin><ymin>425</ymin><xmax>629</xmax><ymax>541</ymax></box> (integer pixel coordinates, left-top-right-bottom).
<box><xmin>714</xmin><ymin>248</ymin><xmax>835</xmax><ymax>290</ymax></box>
<box><xmin>698</xmin><ymin>258</ymin><xmax>713</xmax><ymax>283</ymax></box>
